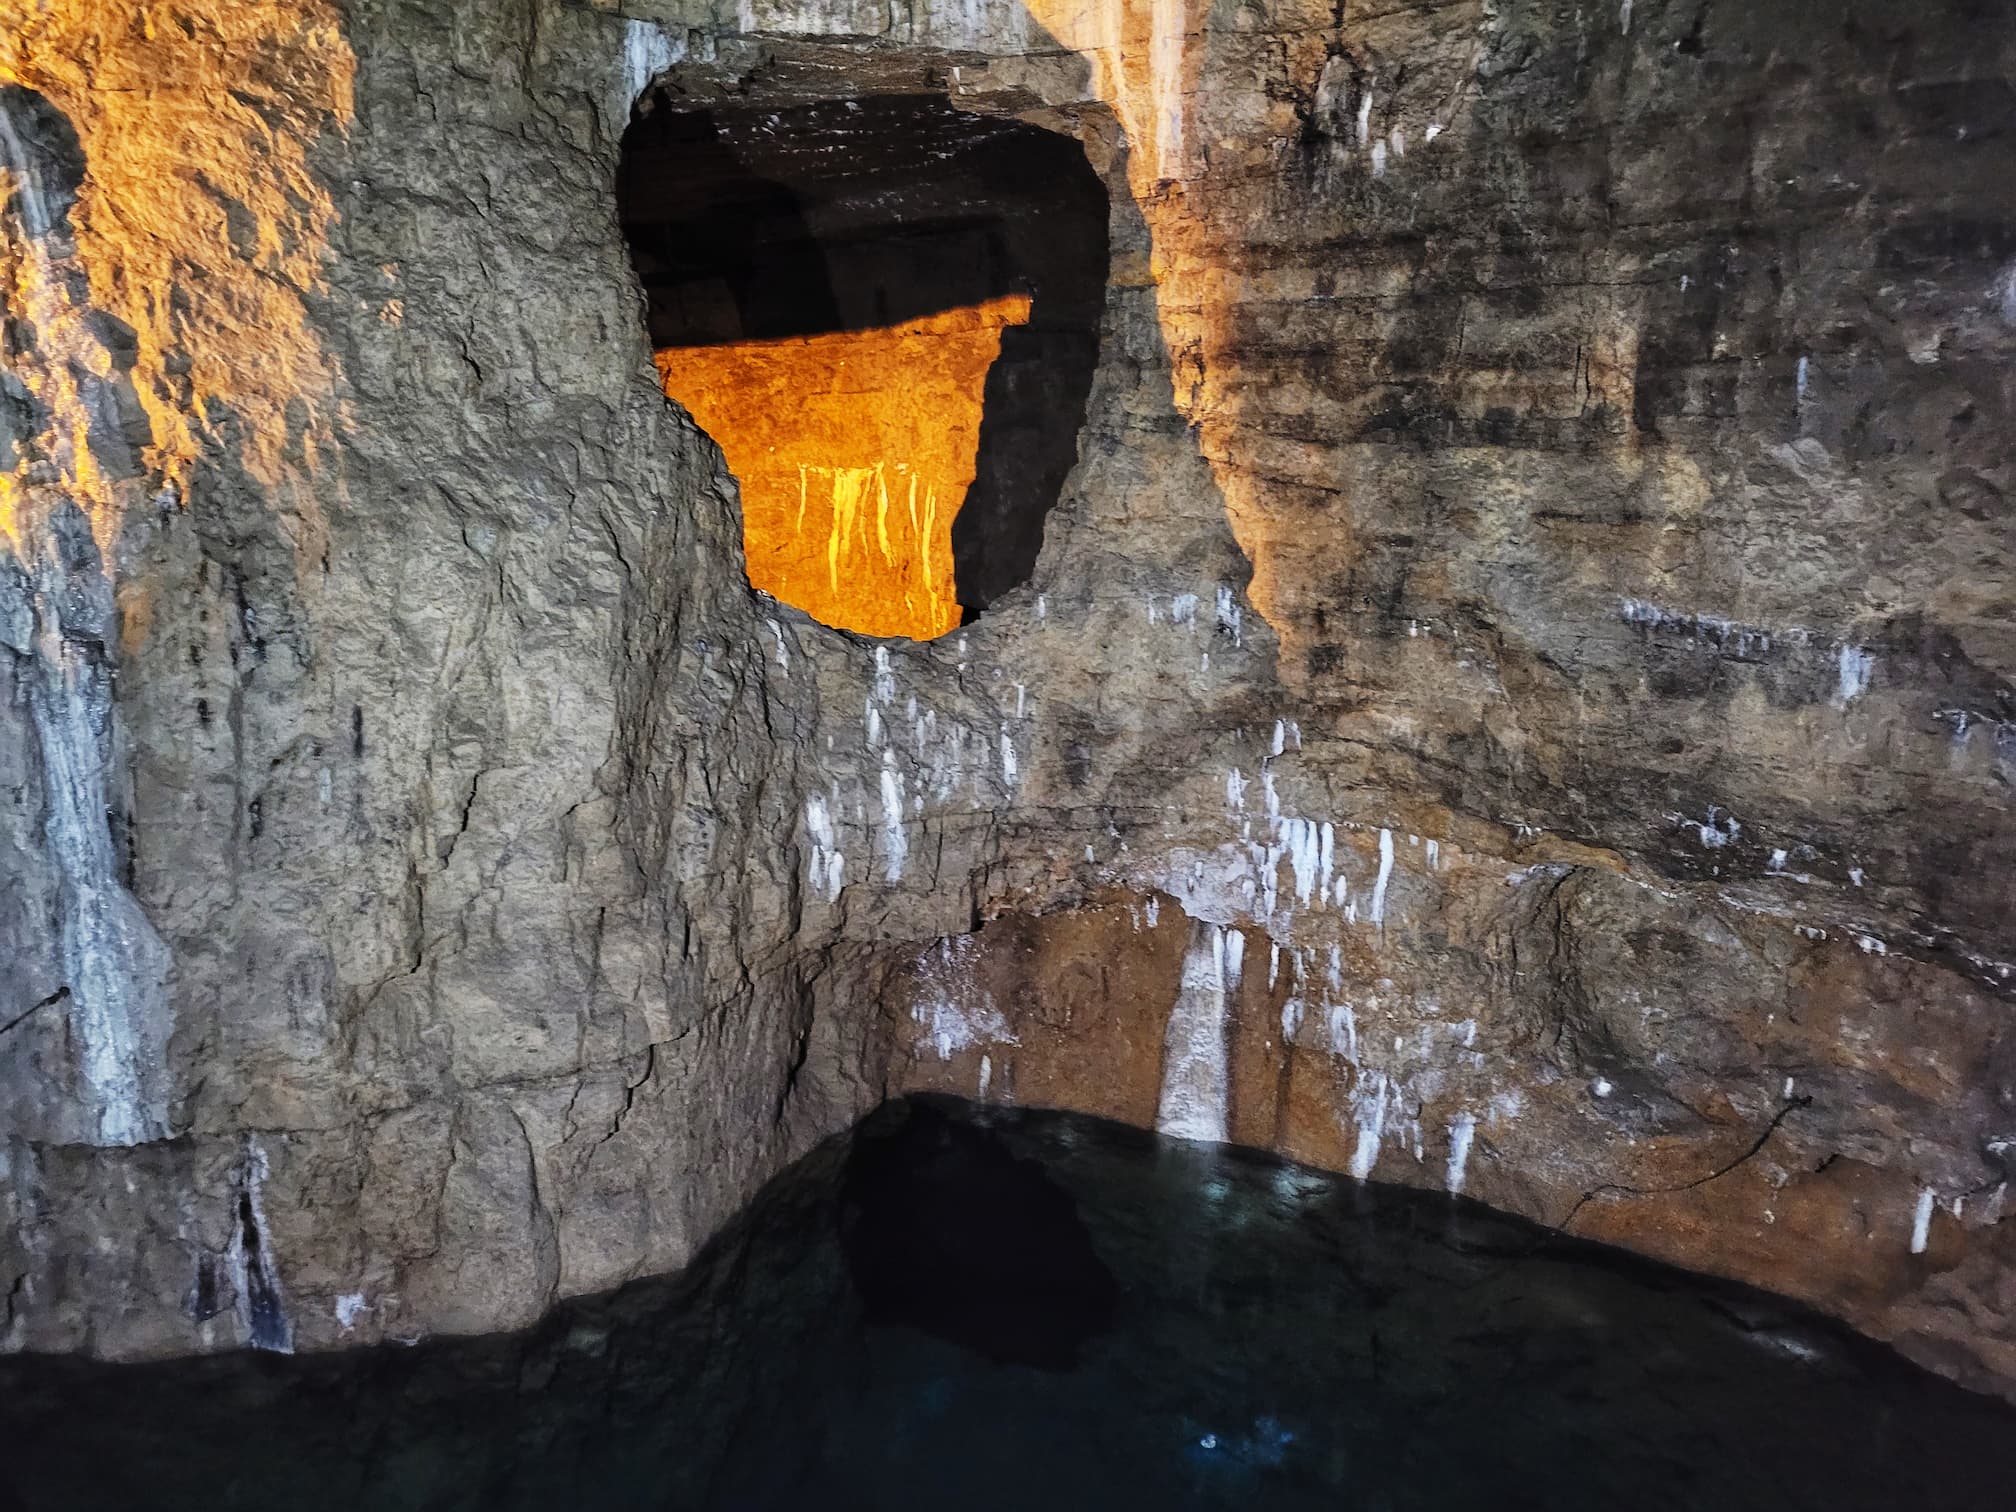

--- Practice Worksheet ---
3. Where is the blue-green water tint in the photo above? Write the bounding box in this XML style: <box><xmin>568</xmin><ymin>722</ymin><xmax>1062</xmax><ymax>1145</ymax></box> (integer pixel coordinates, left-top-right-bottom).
<box><xmin>2</xmin><ymin>1096</ymin><xmax>2010</xmax><ymax>1511</ymax></box>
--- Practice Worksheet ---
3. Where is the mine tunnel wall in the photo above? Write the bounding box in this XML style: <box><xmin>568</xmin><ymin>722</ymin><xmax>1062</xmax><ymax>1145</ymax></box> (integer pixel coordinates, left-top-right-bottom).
<box><xmin>0</xmin><ymin>0</ymin><xmax>2012</xmax><ymax>1403</ymax></box>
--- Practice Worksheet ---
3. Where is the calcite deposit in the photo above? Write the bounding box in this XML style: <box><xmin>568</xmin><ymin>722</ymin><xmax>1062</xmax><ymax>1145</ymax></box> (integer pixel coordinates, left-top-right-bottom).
<box><xmin>2</xmin><ymin>0</ymin><xmax>2013</xmax><ymax>1404</ymax></box>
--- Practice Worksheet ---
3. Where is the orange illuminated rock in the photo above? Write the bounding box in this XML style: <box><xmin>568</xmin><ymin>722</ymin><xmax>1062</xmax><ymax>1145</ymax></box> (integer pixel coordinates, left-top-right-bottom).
<box><xmin>654</xmin><ymin>293</ymin><xmax>1031</xmax><ymax>641</ymax></box>
<box><xmin>0</xmin><ymin>0</ymin><xmax>355</xmax><ymax>558</ymax></box>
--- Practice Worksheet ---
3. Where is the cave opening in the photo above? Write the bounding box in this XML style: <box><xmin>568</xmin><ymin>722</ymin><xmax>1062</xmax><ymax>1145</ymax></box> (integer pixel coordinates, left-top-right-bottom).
<box><xmin>618</xmin><ymin>93</ymin><xmax>1110</xmax><ymax>640</ymax></box>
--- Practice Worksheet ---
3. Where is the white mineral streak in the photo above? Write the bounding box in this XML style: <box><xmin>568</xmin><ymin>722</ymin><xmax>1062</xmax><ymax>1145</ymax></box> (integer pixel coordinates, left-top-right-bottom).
<box><xmin>1911</xmin><ymin>1187</ymin><xmax>1936</xmax><ymax>1254</ymax></box>
<box><xmin>1216</xmin><ymin>585</ymin><xmax>1242</xmax><ymax>642</ymax></box>
<box><xmin>1369</xmin><ymin>827</ymin><xmax>1395</xmax><ymax>927</ymax></box>
<box><xmin>911</xmin><ymin>937</ymin><xmax>1016</xmax><ymax>1060</ymax></box>
<box><xmin>20</xmin><ymin>622</ymin><xmax>171</xmax><ymax>1144</ymax></box>
<box><xmin>804</xmin><ymin>793</ymin><xmax>845</xmax><ymax>900</ymax></box>
<box><xmin>878</xmin><ymin>751</ymin><xmax>908</xmax><ymax>882</ymax></box>
<box><xmin>1350</xmin><ymin>1070</ymin><xmax>1388</xmax><ymax>1179</ymax></box>
<box><xmin>1835</xmin><ymin>644</ymin><xmax>1874</xmax><ymax>705</ymax></box>
<box><xmin>1680</xmin><ymin>807</ymin><xmax>1741</xmax><ymax>848</ymax></box>
<box><xmin>620</xmin><ymin>18</ymin><xmax>676</xmax><ymax>104</ymax></box>
<box><xmin>230</xmin><ymin>1138</ymin><xmax>293</xmax><ymax>1353</ymax></box>
<box><xmin>1326</xmin><ymin>1001</ymin><xmax>1357</xmax><ymax>1061</ymax></box>
<box><xmin>1156</xmin><ymin>920</ymin><xmax>1232</xmax><ymax>1142</ymax></box>
<box><xmin>1446</xmin><ymin>1111</ymin><xmax>1476</xmax><ymax>1194</ymax></box>
<box><xmin>335</xmin><ymin>1292</ymin><xmax>368</xmax><ymax>1330</ymax></box>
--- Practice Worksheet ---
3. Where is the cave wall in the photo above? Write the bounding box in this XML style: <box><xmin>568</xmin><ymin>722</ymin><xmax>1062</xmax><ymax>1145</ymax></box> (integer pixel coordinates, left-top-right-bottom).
<box><xmin>1</xmin><ymin>0</ymin><xmax>2013</xmax><ymax>1399</ymax></box>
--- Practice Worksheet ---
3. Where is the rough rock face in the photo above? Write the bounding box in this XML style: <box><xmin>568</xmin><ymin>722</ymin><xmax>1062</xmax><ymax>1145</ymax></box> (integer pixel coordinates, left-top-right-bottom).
<box><xmin>2</xmin><ymin>0</ymin><xmax>2013</xmax><ymax>1402</ymax></box>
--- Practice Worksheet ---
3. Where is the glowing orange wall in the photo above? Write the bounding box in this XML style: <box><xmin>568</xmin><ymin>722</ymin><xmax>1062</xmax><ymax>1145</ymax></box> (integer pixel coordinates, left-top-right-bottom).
<box><xmin>0</xmin><ymin>1</ymin><xmax>354</xmax><ymax>560</ymax></box>
<box><xmin>655</xmin><ymin>294</ymin><xmax>1032</xmax><ymax>641</ymax></box>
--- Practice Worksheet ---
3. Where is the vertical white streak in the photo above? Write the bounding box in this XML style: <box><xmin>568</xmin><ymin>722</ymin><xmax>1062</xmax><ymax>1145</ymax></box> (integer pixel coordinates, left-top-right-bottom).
<box><xmin>231</xmin><ymin>1138</ymin><xmax>293</xmax><ymax>1353</ymax></box>
<box><xmin>1369</xmin><ymin>828</ymin><xmax>1395</xmax><ymax>928</ymax></box>
<box><xmin>18</xmin><ymin>579</ymin><xmax>172</xmax><ymax>1146</ymax></box>
<box><xmin>804</xmin><ymin>794</ymin><xmax>844</xmax><ymax>901</ymax></box>
<box><xmin>1156</xmin><ymin>922</ymin><xmax>1231</xmax><ymax>1143</ymax></box>
<box><xmin>1326</xmin><ymin>1002</ymin><xmax>1357</xmax><ymax>1062</ymax></box>
<box><xmin>1350</xmin><ymin>1071</ymin><xmax>1386</xmax><ymax>1179</ymax></box>
<box><xmin>877</xmin><ymin>752</ymin><xmax>907</xmax><ymax>882</ymax></box>
<box><xmin>1835</xmin><ymin>644</ymin><xmax>1874</xmax><ymax>706</ymax></box>
<box><xmin>1446</xmin><ymin>1112</ymin><xmax>1476</xmax><ymax>1194</ymax></box>
<box><xmin>1911</xmin><ymin>1187</ymin><xmax>1936</xmax><ymax>1254</ymax></box>
<box><xmin>620</xmin><ymin>19</ymin><xmax>676</xmax><ymax>105</ymax></box>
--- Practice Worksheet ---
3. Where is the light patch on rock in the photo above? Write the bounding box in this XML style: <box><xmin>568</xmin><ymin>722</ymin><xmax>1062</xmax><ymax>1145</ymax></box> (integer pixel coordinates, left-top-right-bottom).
<box><xmin>1369</xmin><ymin>827</ymin><xmax>1396</xmax><ymax>927</ymax></box>
<box><xmin>804</xmin><ymin>793</ymin><xmax>845</xmax><ymax>901</ymax></box>
<box><xmin>1156</xmin><ymin>921</ymin><xmax>1233</xmax><ymax>1143</ymax></box>
<box><xmin>1350</xmin><ymin>1070</ymin><xmax>1389</xmax><ymax>1179</ymax></box>
<box><xmin>1911</xmin><ymin>1187</ymin><xmax>1936</xmax><ymax>1254</ymax></box>
<box><xmin>619</xmin><ymin>19</ymin><xmax>676</xmax><ymax>105</ymax></box>
<box><xmin>1835</xmin><ymin>644</ymin><xmax>1874</xmax><ymax>706</ymax></box>
<box><xmin>878</xmin><ymin>751</ymin><xmax>908</xmax><ymax>882</ymax></box>
<box><xmin>1446</xmin><ymin>1111</ymin><xmax>1476</xmax><ymax>1194</ymax></box>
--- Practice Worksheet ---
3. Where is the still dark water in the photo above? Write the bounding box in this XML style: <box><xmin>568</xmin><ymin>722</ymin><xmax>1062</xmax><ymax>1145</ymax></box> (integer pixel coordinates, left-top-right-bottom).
<box><xmin>2</xmin><ymin>1097</ymin><xmax>2010</xmax><ymax>1511</ymax></box>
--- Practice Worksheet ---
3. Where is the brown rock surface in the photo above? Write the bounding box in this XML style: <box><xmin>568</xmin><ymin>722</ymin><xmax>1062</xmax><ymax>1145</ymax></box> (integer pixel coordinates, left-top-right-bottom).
<box><xmin>1</xmin><ymin>0</ymin><xmax>2012</xmax><ymax>1404</ymax></box>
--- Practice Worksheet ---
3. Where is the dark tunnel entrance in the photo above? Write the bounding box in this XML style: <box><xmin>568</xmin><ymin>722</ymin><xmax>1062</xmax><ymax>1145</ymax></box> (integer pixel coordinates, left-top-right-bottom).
<box><xmin>618</xmin><ymin>93</ymin><xmax>1110</xmax><ymax>639</ymax></box>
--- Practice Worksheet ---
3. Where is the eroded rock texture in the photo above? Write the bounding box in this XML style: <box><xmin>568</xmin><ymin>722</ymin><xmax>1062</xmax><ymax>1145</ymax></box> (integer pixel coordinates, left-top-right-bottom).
<box><xmin>2</xmin><ymin>0</ymin><xmax>2013</xmax><ymax>1402</ymax></box>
